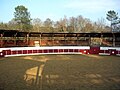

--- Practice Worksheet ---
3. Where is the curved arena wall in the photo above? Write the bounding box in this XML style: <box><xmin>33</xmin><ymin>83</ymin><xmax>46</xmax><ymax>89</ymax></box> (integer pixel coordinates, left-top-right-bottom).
<box><xmin>0</xmin><ymin>46</ymin><xmax>120</xmax><ymax>57</ymax></box>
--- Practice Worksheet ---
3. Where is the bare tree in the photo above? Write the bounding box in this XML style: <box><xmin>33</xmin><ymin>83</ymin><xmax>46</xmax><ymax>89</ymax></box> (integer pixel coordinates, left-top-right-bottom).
<box><xmin>68</xmin><ymin>17</ymin><xmax>77</xmax><ymax>32</ymax></box>
<box><xmin>32</xmin><ymin>18</ymin><xmax>42</xmax><ymax>32</ymax></box>
<box><xmin>93</xmin><ymin>18</ymin><xmax>106</xmax><ymax>32</ymax></box>
<box><xmin>8</xmin><ymin>19</ymin><xmax>19</xmax><ymax>30</ymax></box>
<box><xmin>44</xmin><ymin>18</ymin><xmax>53</xmax><ymax>28</ymax></box>
<box><xmin>76</xmin><ymin>15</ymin><xmax>91</xmax><ymax>32</ymax></box>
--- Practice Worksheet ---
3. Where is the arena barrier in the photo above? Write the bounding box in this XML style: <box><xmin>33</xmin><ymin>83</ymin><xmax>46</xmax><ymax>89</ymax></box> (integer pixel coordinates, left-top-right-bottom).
<box><xmin>0</xmin><ymin>46</ymin><xmax>120</xmax><ymax>57</ymax></box>
<box><xmin>99</xmin><ymin>47</ymin><xmax>120</xmax><ymax>56</ymax></box>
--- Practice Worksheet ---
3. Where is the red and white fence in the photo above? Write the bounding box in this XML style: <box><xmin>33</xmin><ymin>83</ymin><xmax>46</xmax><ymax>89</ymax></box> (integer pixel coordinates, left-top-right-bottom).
<box><xmin>0</xmin><ymin>46</ymin><xmax>120</xmax><ymax>57</ymax></box>
<box><xmin>99</xmin><ymin>47</ymin><xmax>120</xmax><ymax>56</ymax></box>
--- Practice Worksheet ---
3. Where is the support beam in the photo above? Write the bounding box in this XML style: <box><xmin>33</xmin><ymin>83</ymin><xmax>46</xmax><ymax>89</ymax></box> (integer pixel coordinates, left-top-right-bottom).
<box><xmin>89</xmin><ymin>35</ymin><xmax>91</xmax><ymax>46</ymax></box>
<box><xmin>0</xmin><ymin>34</ymin><xmax>3</xmax><ymax>47</ymax></box>
<box><xmin>113</xmin><ymin>33</ymin><xmax>115</xmax><ymax>47</ymax></box>
<box><xmin>77</xmin><ymin>34</ymin><xmax>78</xmax><ymax>46</ymax></box>
<box><xmin>40</xmin><ymin>33</ymin><xmax>41</xmax><ymax>46</ymax></box>
<box><xmin>27</xmin><ymin>33</ymin><xmax>29</xmax><ymax>46</ymax></box>
<box><xmin>100</xmin><ymin>34</ymin><xmax>103</xmax><ymax>46</ymax></box>
<box><xmin>52</xmin><ymin>33</ymin><xmax>54</xmax><ymax>46</ymax></box>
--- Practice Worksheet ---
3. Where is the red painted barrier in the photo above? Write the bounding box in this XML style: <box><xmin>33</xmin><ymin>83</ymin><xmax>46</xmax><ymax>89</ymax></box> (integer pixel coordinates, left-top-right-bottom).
<box><xmin>49</xmin><ymin>49</ymin><xmax>53</xmax><ymax>53</ymax></box>
<box><xmin>74</xmin><ymin>49</ymin><xmax>79</xmax><ymax>52</ymax></box>
<box><xmin>54</xmin><ymin>49</ymin><xmax>58</xmax><ymax>53</ymax></box>
<box><xmin>90</xmin><ymin>47</ymin><xmax>100</xmax><ymax>54</ymax></box>
<box><xmin>59</xmin><ymin>49</ymin><xmax>64</xmax><ymax>53</ymax></box>
<box><xmin>3</xmin><ymin>50</ymin><xmax>11</xmax><ymax>55</ymax></box>
<box><xmin>0</xmin><ymin>52</ymin><xmax>4</xmax><ymax>57</ymax></box>
<box><xmin>33</xmin><ymin>50</ymin><xmax>37</xmax><ymax>53</ymax></box>
<box><xmin>38</xmin><ymin>50</ymin><xmax>42</xmax><ymax>53</ymax></box>
<box><xmin>43</xmin><ymin>50</ymin><xmax>48</xmax><ymax>53</ymax></box>
<box><xmin>28</xmin><ymin>50</ymin><xmax>32</xmax><ymax>54</ymax></box>
<box><xmin>69</xmin><ymin>49</ymin><xmax>73</xmax><ymax>52</ymax></box>
<box><xmin>12</xmin><ymin>51</ymin><xmax>17</xmax><ymax>54</ymax></box>
<box><xmin>109</xmin><ymin>49</ymin><xmax>116</xmax><ymax>55</ymax></box>
<box><xmin>0</xmin><ymin>46</ymin><xmax>120</xmax><ymax>57</ymax></box>
<box><xmin>18</xmin><ymin>50</ymin><xmax>22</xmax><ymax>54</ymax></box>
<box><xmin>64</xmin><ymin>49</ymin><xmax>69</xmax><ymax>52</ymax></box>
<box><xmin>23</xmin><ymin>50</ymin><xmax>27</xmax><ymax>54</ymax></box>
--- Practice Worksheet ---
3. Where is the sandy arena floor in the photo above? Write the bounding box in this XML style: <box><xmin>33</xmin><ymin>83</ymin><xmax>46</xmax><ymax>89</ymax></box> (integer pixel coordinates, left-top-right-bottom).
<box><xmin>0</xmin><ymin>54</ymin><xmax>120</xmax><ymax>90</ymax></box>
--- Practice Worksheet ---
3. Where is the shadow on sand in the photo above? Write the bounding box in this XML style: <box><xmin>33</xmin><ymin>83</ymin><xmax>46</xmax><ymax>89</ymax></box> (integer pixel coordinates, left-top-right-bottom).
<box><xmin>0</xmin><ymin>56</ymin><xmax>44</xmax><ymax>90</ymax></box>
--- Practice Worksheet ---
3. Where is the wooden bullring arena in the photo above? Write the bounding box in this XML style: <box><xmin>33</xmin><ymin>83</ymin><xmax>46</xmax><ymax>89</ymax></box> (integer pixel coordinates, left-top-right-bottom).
<box><xmin>0</xmin><ymin>29</ymin><xmax>120</xmax><ymax>90</ymax></box>
<box><xmin>0</xmin><ymin>29</ymin><xmax>120</xmax><ymax>57</ymax></box>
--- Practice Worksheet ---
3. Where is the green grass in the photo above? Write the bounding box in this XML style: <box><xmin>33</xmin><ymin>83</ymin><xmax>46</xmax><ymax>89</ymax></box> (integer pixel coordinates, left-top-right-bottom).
<box><xmin>0</xmin><ymin>55</ymin><xmax>120</xmax><ymax>90</ymax></box>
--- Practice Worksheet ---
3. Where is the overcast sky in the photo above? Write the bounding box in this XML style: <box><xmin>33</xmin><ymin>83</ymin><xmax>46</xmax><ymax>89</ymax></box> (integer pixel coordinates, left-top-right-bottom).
<box><xmin>0</xmin><ymin>0</ymin><xmax>120</xmax><ymax>23</ymax></box>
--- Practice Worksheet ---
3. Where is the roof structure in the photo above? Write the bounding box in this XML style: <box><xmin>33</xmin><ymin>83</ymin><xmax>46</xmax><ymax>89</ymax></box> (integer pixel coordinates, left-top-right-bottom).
<box><xmin>0</xmin><ymin>29</ymin><xmax>120</xmax><ymax>37</ymax></box>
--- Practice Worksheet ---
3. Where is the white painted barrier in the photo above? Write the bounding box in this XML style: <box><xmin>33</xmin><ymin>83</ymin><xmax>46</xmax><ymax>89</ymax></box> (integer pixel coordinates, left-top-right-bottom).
<box><xmin>0</xmin><ymin>46</ymin><xmax>90</xmax><ymax>57</ymax></box>
<box><xmin>99</xmin><ymin>47</ymin><xmax>120</xmax><ymax>56</ymax></box>
<box><xmin>0</xmin><ymin>46</ymin><xmax>120</xmax><ymax>57</ymax></box>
